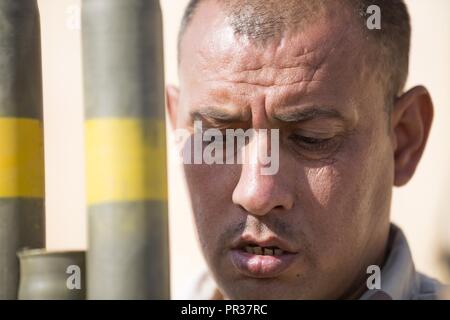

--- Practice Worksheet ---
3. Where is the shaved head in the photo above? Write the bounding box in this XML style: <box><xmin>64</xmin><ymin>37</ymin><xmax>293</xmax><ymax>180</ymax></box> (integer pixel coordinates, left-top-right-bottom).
<box><xmin>178</xmin><ymin>0</ymin><xmax>411</xmax><ymax>110</ymax></box>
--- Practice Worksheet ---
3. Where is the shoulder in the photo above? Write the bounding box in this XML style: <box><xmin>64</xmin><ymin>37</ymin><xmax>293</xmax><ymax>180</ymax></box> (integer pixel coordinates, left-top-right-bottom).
<box><xmin>415</xmin><ymin>272</ymin><xmax>450</xmax><ymax>300</ymax></box>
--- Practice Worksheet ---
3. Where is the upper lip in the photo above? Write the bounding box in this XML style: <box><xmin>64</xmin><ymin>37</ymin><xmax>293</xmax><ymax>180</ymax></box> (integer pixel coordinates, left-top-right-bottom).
<box><xmin>231</xmin><ymin>233</ymin><xmax>298</xmax><ymax>254</ymax></box>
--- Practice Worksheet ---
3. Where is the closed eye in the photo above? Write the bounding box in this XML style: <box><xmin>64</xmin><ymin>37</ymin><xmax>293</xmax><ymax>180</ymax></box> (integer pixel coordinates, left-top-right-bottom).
<box><xmin>289</xmin><ymin>134</ymin><xmax>338</xmax><ymax>153</ymax></box>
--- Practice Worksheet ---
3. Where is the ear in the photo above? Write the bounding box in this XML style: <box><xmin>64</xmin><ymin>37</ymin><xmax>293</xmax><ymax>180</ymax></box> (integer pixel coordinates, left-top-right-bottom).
<box><xmin>391</xmin><ymin>86</ymin><xmax>433</xmax><ymax>186</ymax></box>
<box><xmin>166</xmin><ymin>84</ymin><xmax>180</xmax><ymax>130</ymax></box>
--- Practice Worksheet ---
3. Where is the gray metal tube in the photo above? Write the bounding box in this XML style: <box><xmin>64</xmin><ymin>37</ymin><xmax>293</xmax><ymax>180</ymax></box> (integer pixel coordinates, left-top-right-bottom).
<box><xmin>0</xmin><ymin>0</ymin><xmax>45</xmax><ymax>299</ymax></box>
<box><xmin>82</xmin><ymin>0</ymin><xmax>169</xmax><ymax>299</ymax></box>
<box><xmin>18</xmin><ymin>250</ymin><xmax>86</xmax><ymax>300</ymax></box>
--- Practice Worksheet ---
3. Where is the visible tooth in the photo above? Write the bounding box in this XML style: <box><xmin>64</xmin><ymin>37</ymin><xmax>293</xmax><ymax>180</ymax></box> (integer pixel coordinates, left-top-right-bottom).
<box><xmin>264</xmin><ymin>248</ymin><xmax>274</xmax><ymax>256</ymax></box>
<box><xmin>274</xmin><ymin>249</ymin><xmax>283</xmax><ymax>256</ymax></box>
<box><xmin>253</xmin><ymin>246</ymin><xmax>262</xmax><ymax>255</ymax></box>
<box><xmin>245</xmin><ymin>246</ymin><xmax>253</xmax><ymax>254</ymax></box>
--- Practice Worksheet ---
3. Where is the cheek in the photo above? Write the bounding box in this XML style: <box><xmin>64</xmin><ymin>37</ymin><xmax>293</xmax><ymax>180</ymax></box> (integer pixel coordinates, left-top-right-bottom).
<box><xmin>301</xmin><ymin>132</ymin><xmax>394</xmax><ymax>245</ymax></box>
<box><xmin>302</xmin><ymin>151</ymin><xmax>382</xmax><ymax>223</ymax></box>
<box><xmin>299</xmin><ymin>161</ymin><xmax>369</xmax><ymax>271</ymax></box>
<box><xmin>184</xmin><ymin>163</ymin><xmax>239</xmax><ymax>206</ymax></box>
<box><xmin>304</xmin><ymin>165</ymin><xmax>341</xmax><ymax>208</ymax></box>
<box><xmin>302</xmin><ymin>162</ymin><xmax>363</xmax><ymax>242</ymax></box>
<box><xmin>303</xmin><ymin>123</ymin><xmax>392</xmax><ymax>214</ymax></box>
<box><xmin>298</xmin><ymin>146</ymin><xmax>366</xmax><ymax>221</ymax></box>
<box><xmin>304</xmin><ymin>160</ymin><xmax>374</xmax><ymax>212</ymax></box>
<box><xmin>183</xmin><ymin>164</ymin><xmax>240</xmax><ymax>241</ymax></box>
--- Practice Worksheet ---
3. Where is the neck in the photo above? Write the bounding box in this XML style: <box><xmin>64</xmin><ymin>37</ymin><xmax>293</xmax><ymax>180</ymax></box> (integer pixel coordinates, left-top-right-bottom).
<box><xmin>339</xmin><ymin>227</ymin><xmax>392</xmax><ymax>300</ymax></box>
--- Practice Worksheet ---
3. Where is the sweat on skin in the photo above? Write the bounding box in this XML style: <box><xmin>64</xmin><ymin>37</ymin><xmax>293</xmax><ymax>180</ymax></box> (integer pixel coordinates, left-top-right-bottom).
<box><xmin>167</xmin><ymin>0</ymin><xmax>433</xmax><ymax>299</ymax></box>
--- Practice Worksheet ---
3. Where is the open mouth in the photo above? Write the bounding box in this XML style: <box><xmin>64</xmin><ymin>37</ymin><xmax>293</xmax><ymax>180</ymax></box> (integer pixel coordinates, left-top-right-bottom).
<box><xmin>229</xmin><ymin>238</ymin><xmax>298</xmax><ymax>278</ymax></box>
<box><xmin>242</xmin><ymin>245</ymin><xmax>286</xmax><ymax>256</ymax></box>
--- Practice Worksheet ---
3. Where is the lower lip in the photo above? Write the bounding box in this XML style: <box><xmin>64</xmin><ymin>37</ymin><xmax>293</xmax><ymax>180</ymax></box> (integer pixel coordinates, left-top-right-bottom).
<box><xmin>229</xmin><ymin>249</ymin><xmax>296</xmax><ymax>278</ymax></box>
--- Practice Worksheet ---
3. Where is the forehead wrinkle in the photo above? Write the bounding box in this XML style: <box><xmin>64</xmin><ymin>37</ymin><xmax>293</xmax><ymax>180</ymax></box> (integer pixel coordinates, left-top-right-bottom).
<box><xmin>181</xmin><ymin>1</ymin><xmax>370</xmax><ymax>128</ymax></box>
<box><xmin>203</xmin><ymin>45</ymin><xmax>327</xmax><ymax>88</ymax></box>
<box><xmin>216</xmin><ymin>75</ymin><xmax>322</xmax><ymax>89</ymax></box>
<box><xmin>181</xmin><ymin>0</ymin><xmax>365</xmax><ymax>80</ymax></box>
<box><xmin>195</xmin><ymin>26</ymin><xmax>353</xmax><ymax>90</ymax></box>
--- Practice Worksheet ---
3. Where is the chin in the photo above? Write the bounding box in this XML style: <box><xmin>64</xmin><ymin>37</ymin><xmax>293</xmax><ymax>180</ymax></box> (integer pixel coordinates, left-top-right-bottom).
<box><xmin>219</xmin><ymin>277</ymin><xmax>307</xmax><ymax>300</ymax></box>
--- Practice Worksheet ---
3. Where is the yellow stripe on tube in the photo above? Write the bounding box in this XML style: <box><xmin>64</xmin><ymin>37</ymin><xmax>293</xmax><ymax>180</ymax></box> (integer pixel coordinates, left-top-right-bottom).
<box><xmin>85</xmin><ymin>118</ymin><xmax>167</xmax><ymax>205</ymax></box>
<box><xmin>0</xmin><ymin>118</ymin><xmax>45</xmax><ymax>198</ymax></box>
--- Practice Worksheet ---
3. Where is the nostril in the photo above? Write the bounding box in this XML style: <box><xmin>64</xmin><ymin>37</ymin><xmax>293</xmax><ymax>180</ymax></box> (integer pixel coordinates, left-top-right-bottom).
<box><xmin>232</xmin><ymin>172</ymin><xmax>295</xmax><ymax>214</ymax></box>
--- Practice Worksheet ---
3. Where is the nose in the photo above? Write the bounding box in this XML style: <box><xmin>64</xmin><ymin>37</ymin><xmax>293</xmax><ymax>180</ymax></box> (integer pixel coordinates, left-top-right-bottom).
<box><xmin>232</xmin><ymin>134</ymin><xmax>294</xmax><ymax>216</ymax></box>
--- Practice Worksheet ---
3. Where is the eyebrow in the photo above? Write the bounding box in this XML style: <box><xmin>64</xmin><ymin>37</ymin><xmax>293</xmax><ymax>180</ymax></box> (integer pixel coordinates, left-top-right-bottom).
<box><xmin>190</xmin><ymin>105</ymin><xmax>347</xmax><ymax>125</ymax></box>
<box><xmin>273</xmin><ymin>106</ymin><xmax>346</xmax><ymax>123</ymax></box>
<box><xmin>190</xmin><ymin>107</ymin><xmax>248</xmax><ymax>123</ymax></box>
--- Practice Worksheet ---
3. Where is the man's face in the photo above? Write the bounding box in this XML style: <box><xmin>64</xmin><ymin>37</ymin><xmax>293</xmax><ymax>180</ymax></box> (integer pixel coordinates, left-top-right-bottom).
<box><xmin>173</xmin><ymin>2</ymin><xmax>394</xmax><ymax>299</ymax></box>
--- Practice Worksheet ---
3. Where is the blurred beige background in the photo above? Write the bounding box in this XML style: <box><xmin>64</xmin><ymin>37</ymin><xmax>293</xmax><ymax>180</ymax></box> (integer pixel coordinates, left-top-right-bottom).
<box><xmin>36</xmin><ymin>0</ymin><xmax>449</xmax><ymax>298</ymax></box>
